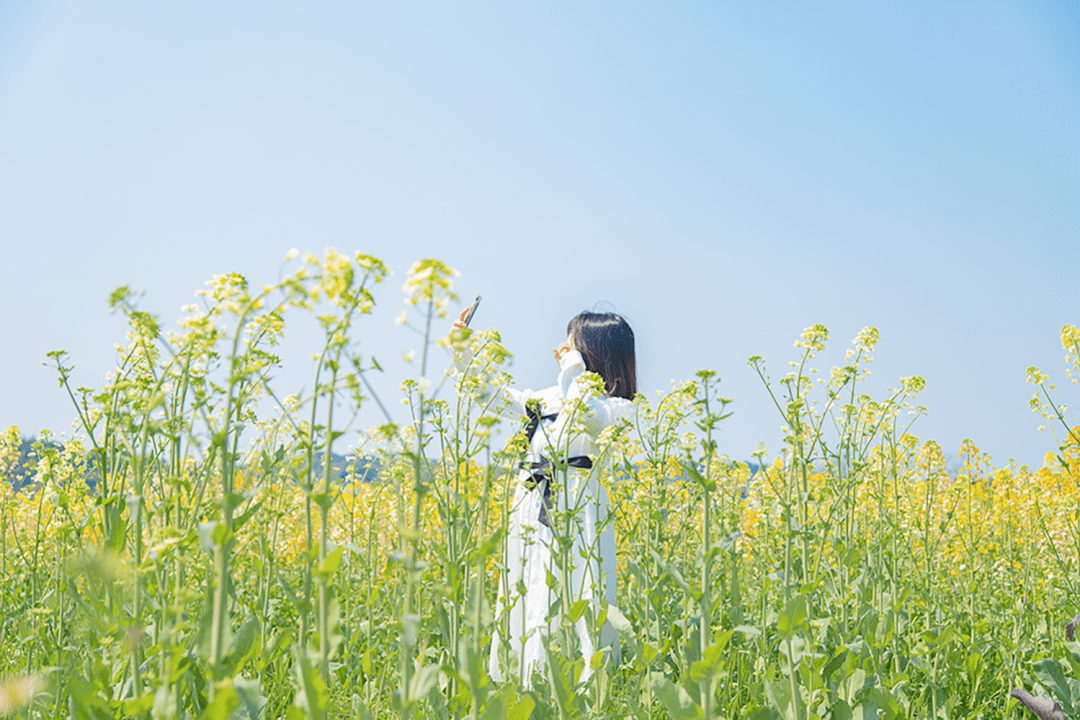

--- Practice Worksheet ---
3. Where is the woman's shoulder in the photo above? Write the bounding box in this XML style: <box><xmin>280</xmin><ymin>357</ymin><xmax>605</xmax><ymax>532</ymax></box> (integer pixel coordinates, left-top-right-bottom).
<box><xmin>592</xmin><ymin>393</ymin><xmax>637</xmax><ymax>425</ymax></box>
<box><xmin>604</xmin><ymin>394</ymin><xmax>637</xmax><ymax>413</ymax></box>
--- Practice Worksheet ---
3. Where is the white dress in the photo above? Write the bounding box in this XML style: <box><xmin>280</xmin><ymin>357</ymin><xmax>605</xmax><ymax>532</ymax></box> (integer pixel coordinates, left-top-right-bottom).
<box><xmin>460</xmin><ymin>349</ymin><xmax>635</xmax><ymax>682</ymax></box>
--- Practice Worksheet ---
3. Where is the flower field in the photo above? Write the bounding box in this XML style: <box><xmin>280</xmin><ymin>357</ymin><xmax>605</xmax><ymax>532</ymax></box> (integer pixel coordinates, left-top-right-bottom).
<box><xmin>2</xmin><ymin>250</ymin><xmax>1080</xmax><ymax>720</ymax></box>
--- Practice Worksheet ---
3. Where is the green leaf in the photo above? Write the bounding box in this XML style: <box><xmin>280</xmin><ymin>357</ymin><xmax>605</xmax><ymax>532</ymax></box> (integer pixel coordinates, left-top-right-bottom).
<box><xmin>276</xmin><ymin>572</ymin><xmax>302</xmax><ymax>610</ymax></box>
<box><xmin>234</xmin><ymin>496</ymin><xmax>267</xmax><ymax>531</ymax></box>
<box><xmin>106</xmin><ymin>508</ymin><xmax>127</xmax><ymax>554</ymax></box>
<box><xmin>832</xmin><ymin>699</ymin><xmax>853</xmax><ymax>720</ymax></box>
<box><xmin>1034</xmin><ymin>658</ymin><xmax>1076</xmax><ymax>715</ymax></box>
<box><xmin>858</xmin><ymin>695</ymin><xmax>878</xmax><ymax>720</ymax></box>
<box><xmin>325</xmin><ymin>592</ymin><xmax>343</xmax><ymax>659</ymax></box>
<box><xmin>745</xmin><ymin>707</ymin><xmax>781</xmax><ymax>720</ymax></box>
<box><xmin>567</xmin><ymin>599</ymin><xmax>589</xmax><ymax>624</ymax></box>
<box><xmin>350</xmin><ymin>696</ymin><xmax>375</xmax><ymax>720</ymax></box>
<box><xmin>222</xmin><ymin>491</ymin><xmax>247</xmax><ymax>515</ymax></box>
<box><xmin>546</xmin><ymin>646</ymin><xmax>583</xmax><ymax>720</ymax></box>
<box><xmin>312</xmin><ymin>492</ymin><xmax>335</xmax><ymax>513</ymax></box>
<box><xmin>650</xmin><ymin>550</ymin><xmax>700</xmax><ymax>601</ymax></box>
<box><xmin>822</xmin><ymin>648</ymin><xmax>849</xmax><ymax>682</ymax></box>
<box><xmin>648</xmin><ymin>673</ymin><xmax>704</xmax><ymax>720</ymax></box>
<box><xmin>233</xmin><ymin>678</ymin><xmax>267</xmax><ymax>720</ymax></box>
<box><xmin>292</xmin><ymin>645</ymin><xmax>328</xmax><ymax>720</ymax></box>
<box><xmin>225</xmin><ymin>616</ymin><xmax>261</xmax><ymax>675</ymax></box>
<box><xmin>258</xmin><ymin>629</ymin><xmax>293</xmax><ymax>670</ymax></box>
<box><xmin>920</xmin><ymin>626</ymin><xmax>955</xmax><ymax>648</ymax></box>
<box><xmin>122</xmin><ymin>693</ymin><xmax>154</xmax><ymax>716</ymax></box>
<box><xmin>458</xmin><ymin>639</ymin><xmax>489</xmax><ymax>700</ymax></box>
<box><xmin>626</xmin><ymin>558</ymin><xmax>649</xmax><ymax>588</ymax></box>
<box><xmin>68</xmin><ymin>674</ymin><xmax>113</xmax><ymax>720</ymax></box>
<box><xmin>66</xmin><ymin>579</ymin><xmax>107</xmax><ymax>635</ymax></box>
<box><xmin>196</xmin><ymin>591</ymin><xmax>216</xmax><ymax>662</ymax></box>
<box><xmin>314</xmin><ymin>547</ymin><xmax>344</xmax><ymax>581</ymax></box>
<box><xmin>508</xmin><ymin>692</ymin><xmax>536</xmax><ymax>720</ymax></box>
<box><xmin>468</xmin><ymin>529</ymin><xmax>505</xmax><ymax>562</ymax></box>
<box><xmin>683</xmin><ymin>462</ymin><xmax>717</xmax><ymax>492</ymax></box>
<box><xmin>401</xmin><ymin>613</ymin><xmax>421</xmax><ymax>649</ymax></box>
<box><xmin>869</xmin><ymin>686</ymin><xmax>902</xmax><ymax>720</ymax></box>
<box><xmin>153</xmin><ymin>683</ymin><xmax>178</xmax><ymax>718</ymax></box>
<box><xmin>605</xmin><ymin>604</ymin><xmax>636</xmax><ymax>639</ymax></box>
<box><xmin>201</xmin><ymin>686</ymin><xmax>240</xmax><ymax>720</ymax></box>
<box><xmin>777</xmin><ymin>594</ymin><xmax>808</xmax><ymax>638</ymax></box>
<box><xmin>409</xmin><ymin>664</ymin><xmax>441</xmax><ymax>704</ymax></box>
<box><xmin>198</xmin><ymin>521</ymin><xmax>220</xmax><ymax>555</ymax></box>
<box><xmin>764</xmin><ymin>677</ymin><xmax>791</xmax><ymax>716</ymax></box>
<box><xmin>482</xmin><ymin>686</ymin><xmax>527</xmax><ymax>720</ymax></box>
<box><xmin>690</xmin><ymin>637</ymin><xmax>732</xmax><ymax>684</ymax></box>
<box><xmin>212</xmin><ymin>521</ymin><xmax>232</xmax><ymax>547</ymax></box>
<box><xmin>480</xmin><ymin>694</ymin><xmax>507</xmax><ymax>720</ymax></box>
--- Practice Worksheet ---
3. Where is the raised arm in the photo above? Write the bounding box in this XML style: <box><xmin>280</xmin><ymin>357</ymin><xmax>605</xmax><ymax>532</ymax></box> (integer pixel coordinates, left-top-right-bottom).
<box><xmin>450</xmin><ymin>309</ymin><xmax>552</xmax><ymax>421</ymax></box>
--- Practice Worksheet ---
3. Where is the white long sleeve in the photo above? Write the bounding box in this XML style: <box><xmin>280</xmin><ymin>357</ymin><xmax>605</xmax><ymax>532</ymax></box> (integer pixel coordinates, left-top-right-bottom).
<box><xmin>454</xmin><ymin>346</ymin><xmax>562</xmax><ymax>421</ymax></box>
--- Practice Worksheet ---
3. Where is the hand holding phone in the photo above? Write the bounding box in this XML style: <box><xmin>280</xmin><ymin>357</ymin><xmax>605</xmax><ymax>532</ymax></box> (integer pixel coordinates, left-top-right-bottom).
<box><xmin>453</xmin><ymin>296</ymin><xmax>482</xmax><ymax>330</ymax></box>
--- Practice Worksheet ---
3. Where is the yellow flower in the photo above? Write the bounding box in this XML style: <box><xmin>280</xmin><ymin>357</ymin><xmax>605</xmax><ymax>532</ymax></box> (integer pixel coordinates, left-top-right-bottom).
<box><xmin>0</xmin><ymin>674</ymin><xmax>42</xmax><ymax>714</ymax></box>
<box><xmin>401</xmin><ymin>259</ymin><xmax>459</xmax><ymax>318</ymax></box>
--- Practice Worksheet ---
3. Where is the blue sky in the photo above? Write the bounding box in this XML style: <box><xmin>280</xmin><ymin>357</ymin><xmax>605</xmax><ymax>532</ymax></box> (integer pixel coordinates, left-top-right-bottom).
<box><xmin>1</xmin><ymin>1</ymin><xmax>1078</xmax><ymax>468</ymax></box>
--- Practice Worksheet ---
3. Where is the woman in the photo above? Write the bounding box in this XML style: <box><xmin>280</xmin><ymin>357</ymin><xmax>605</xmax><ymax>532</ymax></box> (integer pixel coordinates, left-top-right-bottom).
<box><xmin>452</xmin><ymin>309</ymin><xmax>637</xmax><ymax>683</ymax></box>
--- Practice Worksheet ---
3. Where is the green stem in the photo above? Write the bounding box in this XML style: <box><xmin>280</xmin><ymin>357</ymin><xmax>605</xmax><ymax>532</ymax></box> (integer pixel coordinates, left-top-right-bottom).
<box><xmin>318</xmin><ymin>363</ymin><xmax>339</xmax><ymax>683</ymax></box>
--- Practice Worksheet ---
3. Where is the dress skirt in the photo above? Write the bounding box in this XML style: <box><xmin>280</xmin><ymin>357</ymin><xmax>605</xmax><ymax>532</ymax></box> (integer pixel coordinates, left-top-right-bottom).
<box><xmin>488</xmin><ymin>466</ymin><xmax>618</xmax><ymax>682</ymax></box>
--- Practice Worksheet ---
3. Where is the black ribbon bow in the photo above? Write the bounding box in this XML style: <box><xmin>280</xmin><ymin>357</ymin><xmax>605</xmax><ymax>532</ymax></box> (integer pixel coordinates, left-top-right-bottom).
<box><xmin>521</xmin><ymin>405</ymin><xmax>594</xmax><ymax>527</ymax></box>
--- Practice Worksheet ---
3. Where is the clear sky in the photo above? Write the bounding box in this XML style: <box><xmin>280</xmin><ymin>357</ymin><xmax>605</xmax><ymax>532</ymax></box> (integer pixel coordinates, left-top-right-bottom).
<box><xmin>1</xmin><ymin>1</ymin><xmax>1078</xmax><ymax>469</ymax></box>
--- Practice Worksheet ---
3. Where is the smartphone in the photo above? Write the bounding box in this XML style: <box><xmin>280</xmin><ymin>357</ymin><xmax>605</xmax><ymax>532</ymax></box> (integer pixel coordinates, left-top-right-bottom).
<box><xmin>462</xmin><ymin>295</ymin><xmax>482</xmax><ymax>327</ymax></box>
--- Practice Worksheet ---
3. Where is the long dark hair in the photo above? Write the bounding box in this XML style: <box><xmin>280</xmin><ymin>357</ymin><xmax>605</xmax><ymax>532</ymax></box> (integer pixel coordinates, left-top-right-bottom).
<box><xmin>567</xmin><ymin>311</ymin><xmax>637</xmax><ymax>400</ymax></box>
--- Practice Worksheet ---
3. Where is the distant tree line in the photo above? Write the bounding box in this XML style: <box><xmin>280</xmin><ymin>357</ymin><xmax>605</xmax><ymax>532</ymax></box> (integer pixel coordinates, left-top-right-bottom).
<box><xmin>1</xmin><ymin>434</ymin><xmax>378</xmax><ymax>491</ymax></box>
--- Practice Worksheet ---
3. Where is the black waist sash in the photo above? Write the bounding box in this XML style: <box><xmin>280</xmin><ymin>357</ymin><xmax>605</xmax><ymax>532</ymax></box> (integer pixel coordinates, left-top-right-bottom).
<box><xmin>520</xmin><ymin>405</ymin><xmax>593</xmax><ymax>527</ymax></box>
